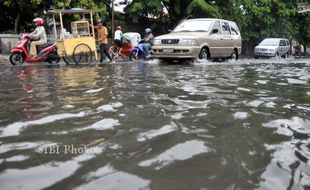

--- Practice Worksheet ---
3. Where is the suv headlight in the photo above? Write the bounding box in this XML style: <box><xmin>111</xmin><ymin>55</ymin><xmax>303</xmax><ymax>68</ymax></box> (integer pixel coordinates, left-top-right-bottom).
<box><xmin>180</xmin><ymin>39</ymin><xmax>198</xmax><ymax>46</ymax></box>
<box><xmin>154</xmin><ymin>39</ymin><xmax>161</xmax><ymax>45</ymax></box>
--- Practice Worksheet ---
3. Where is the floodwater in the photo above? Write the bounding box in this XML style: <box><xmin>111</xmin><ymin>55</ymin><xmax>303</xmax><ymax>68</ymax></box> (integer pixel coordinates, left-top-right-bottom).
<box><xmin>0</xmin><ymin>58</ymin><xmax>310</xmax><ymax>190</ymax></box>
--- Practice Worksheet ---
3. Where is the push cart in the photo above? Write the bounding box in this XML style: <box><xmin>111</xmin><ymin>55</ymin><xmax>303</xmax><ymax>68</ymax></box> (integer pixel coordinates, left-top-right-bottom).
<box><xmin>47</xmin><ymin>9</ymin><xmax>98</xmax><ymax>64</ymax></box>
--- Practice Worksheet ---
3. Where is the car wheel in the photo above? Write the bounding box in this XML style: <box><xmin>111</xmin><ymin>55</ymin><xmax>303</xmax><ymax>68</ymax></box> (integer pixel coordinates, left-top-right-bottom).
<box><xmin>230</xmin><ymin>49</ymin><xmax>238</xmax><ymax>61</ymax></box>
<box><xmin>284</xmin><ymin>52</ymin><xmax>289</xmax><ymax>59</ymax></box>
<box><xmin>275</xmin><ymin>52</ymin><xmax>279</xmax><ymax>58</ymax></box>
<box><xmin>198</xmin><ymin>48</ymin><xmax>209</xmax><ymax>60</ymax></box>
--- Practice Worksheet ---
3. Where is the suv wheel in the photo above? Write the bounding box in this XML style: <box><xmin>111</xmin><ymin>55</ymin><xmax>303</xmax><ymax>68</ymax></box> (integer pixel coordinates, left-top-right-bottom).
<box><xmin>199</xmin><ymin>48</ymin><xmax>209</xmax><ymax>60</ymax></box>
<box><xmin>283</xmin><ymin>52</ymin><xmax>289</xmax><ymax>59</ymax></box>
<box><xmin>231</xmin><ymin>50</ymin><xmax>238</xmax><ymax>61</ymax></box>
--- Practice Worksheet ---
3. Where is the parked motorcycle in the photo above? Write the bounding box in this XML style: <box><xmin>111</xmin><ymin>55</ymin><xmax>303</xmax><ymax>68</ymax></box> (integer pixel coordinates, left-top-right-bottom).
<box><xmin>9</xmin><ymin>33</ymin><xmax>60</xmax><ymax>65</ymax></box>
<box><xmin>293</xmin><ymin>44</ymin><xmax>305</xmax><ymax>58</ymax></box>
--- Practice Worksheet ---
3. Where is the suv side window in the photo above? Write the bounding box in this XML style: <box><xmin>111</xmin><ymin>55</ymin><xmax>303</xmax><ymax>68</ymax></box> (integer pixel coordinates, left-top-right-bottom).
<box><xmin>280</xmin><ymin>40</ymin><xmax>286</xmax><ymax>46</ymax></box>
<box><xmin>285</xmin><ymin>40</ymin><xmax>290</xmax><ymax>46</ymax></box>
<box><xmin>230</xmin><ymin>23</ymin><xmax>239</xmax><ymax>35</ymax></box>
<box><xmin>221</xmin><ymin>22</ymin><xmax>231</xmax><ymax>35</ymax></box>
<box><xmin>212</xmin><ymin>21</ymin><xmax>221</xmax><ymax>34</ymax></box>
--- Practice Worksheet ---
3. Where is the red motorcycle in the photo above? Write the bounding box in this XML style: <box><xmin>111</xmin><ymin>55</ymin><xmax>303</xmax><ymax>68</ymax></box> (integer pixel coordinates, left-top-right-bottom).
<box><xmin>9</xmin><ymin>33</ymin><xmax>60</xmax><ymax>65</ymax></box>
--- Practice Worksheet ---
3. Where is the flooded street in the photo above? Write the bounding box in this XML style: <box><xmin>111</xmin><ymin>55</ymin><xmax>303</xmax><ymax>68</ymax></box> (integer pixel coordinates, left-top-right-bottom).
<box><xmin>0</xmin><ymin>58</ymin><xmax>310</xmax><ymax>190</ymax></box>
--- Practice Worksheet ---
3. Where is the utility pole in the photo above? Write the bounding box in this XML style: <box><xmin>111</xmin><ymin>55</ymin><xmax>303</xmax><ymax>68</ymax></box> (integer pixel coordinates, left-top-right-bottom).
<box><xmin>111</xmin><ymin>0</ymin><xmax>115</xmax><ymax>39</ymax></box>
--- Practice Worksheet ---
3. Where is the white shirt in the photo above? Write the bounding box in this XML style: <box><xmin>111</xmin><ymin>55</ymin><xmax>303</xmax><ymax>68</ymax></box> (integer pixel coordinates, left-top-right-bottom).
<box><xmin>114</xmin><ymin>30</ymin><xmax>122</xmax><ymax>40</ymax></box>
<box><xmin>30</xmin><ymin>26</ymin><xmax>46</xmax><ymax>40</ymax></box>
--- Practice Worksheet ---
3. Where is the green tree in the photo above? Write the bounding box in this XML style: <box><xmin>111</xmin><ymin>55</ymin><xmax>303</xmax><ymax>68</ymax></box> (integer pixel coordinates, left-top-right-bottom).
<box><xmin>123</xmin><ymin>0</ymin><xmax>219</xmax><ymax>25</ymax></box>
<box><xmin>0</xmin><ymin>0</ymin><xmax>110</xmax><ymax>33</ymax></box>
<box><xmin>1</xmin><ymin>0</ymin><xmax>40</xmax><ymax>33</ymax></box>
<box><xmin>239</xmin><ymin>0</ymin><xmax>298</xmax><ymax>42</ymax></box>
<box><xmin>292</xmin><ymin>8</ymin><xmax>310</xmax><ymax>43</ymax></box>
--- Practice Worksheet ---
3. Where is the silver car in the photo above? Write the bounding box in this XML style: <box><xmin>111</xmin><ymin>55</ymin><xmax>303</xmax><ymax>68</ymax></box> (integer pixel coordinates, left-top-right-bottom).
<box><xmin>254</xmin><ymin>38</ymin><xmax>290</xmax><ymax>58</ymax></box>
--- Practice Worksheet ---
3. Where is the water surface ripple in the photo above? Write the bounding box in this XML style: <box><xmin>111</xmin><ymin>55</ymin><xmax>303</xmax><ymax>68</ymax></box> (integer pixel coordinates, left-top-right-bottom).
<box><xmin>0</xmin><ymin>59</ymin><xmax>310</xmax><ymax>190</ymax></box>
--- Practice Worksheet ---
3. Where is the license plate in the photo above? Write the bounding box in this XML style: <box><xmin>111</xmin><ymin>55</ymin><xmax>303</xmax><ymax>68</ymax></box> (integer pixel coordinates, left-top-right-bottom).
<box><xmin>163</xmin><ymin>49</ymin><xmax>173</xmax><ymax>53</ymax></box>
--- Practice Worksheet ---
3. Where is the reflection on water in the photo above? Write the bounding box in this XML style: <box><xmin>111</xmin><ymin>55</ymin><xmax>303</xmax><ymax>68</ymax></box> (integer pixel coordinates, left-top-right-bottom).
<box><xmin>138</xmin><ymin>140</ymin><xmax>211</xmax><ymax>170</ymax></box>
<box><xmin>0</xmin><ymin>58</ymin><xmax>309</xmax><ymax>189</ymax></box>
<box><xmin>137</xmin><ymin>122</ymin><xmax>178</xmax><ymax>142</ymax></box>
<box><xmin>1</xmin><ymin>112</ymin><xmax>88</xmax><ymax>137</ymax></box>
<box><xmin>76</xmin><ymin>164</ymin><xmax>150</xmax><ymax>190</ymax></box>
<box><xmin>263</xmin><ymin>117</ymin><xmax>310</xmax><ymax>136</ymax></box>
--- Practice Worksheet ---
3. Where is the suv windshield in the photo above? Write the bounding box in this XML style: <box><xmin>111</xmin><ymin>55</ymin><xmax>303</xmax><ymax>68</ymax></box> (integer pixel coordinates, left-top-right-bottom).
<box><xmin>173</xmin><ymin>20</ymin><xmax>212</xmax><ymax>32</ymax></box>
<box><xmin>260</xmin><ymin>39</ymin><xmax>279</xmax><ymax>46</ymax></box>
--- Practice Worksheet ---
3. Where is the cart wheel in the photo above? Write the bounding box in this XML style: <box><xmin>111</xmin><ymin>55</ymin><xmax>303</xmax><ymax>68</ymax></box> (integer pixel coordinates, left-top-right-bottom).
<box><xmin>47</xmin><ymin>51</ymin><xmax>60</xmax><ymax>64</ymax></box>
<box><xmin>63</xmin><ymin>56</ymin><xmax>74</xmax><ymax>65</ymax></box>
<box><xmin>73</xmin><ymin>43</ymin><xmax>93</xmax><ymax>64</ymax></box>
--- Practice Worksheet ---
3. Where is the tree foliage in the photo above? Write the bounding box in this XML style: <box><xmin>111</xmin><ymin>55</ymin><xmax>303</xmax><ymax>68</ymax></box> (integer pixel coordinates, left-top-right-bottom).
<box><xmin>0</xmin><ymin>0</ymin><xmax>109</xmax><ymax>33</ymax></box>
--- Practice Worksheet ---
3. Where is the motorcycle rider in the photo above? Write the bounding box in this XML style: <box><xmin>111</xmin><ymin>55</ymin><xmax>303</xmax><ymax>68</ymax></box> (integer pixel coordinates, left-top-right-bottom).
<box><xmin>30</xmin><ymin>17</ymin><xmax>47</xmax><ymax>58</ymax></box>
<box><xmin>131</xmin><ymin>43</ymin><xmax>147</xmax><ymax>59</ymax></box>
<box><xmin>140</xmin><ymin>28</ymin><xmax>154</xmax><ymax>58</ymax></box>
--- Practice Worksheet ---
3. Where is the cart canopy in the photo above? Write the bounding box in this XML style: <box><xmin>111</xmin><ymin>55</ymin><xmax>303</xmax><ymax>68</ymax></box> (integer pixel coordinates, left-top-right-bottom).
<box><xmin>47</xmin><ymin>9</ymin><xmax>94</xmax><ymax>15</ymax></box>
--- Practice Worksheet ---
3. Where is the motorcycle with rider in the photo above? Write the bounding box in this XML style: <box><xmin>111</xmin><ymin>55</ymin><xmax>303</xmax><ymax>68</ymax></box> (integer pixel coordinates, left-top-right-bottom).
<box><xmin>9</xmin><ymin>17</ymin><xmax>60</xmax><ymax>65</ymax></box>
<box><xmin>129</xmin><ymin>28</ymin><xmax>154</xmax><ymax>61</ymax></box>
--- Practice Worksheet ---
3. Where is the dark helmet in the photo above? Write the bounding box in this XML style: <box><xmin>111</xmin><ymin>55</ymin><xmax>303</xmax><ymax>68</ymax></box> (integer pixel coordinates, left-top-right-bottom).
<box><xmin>145</xmin><ymin>28</ymin><xmax>152</xmax><ymax>34</ymax></box>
